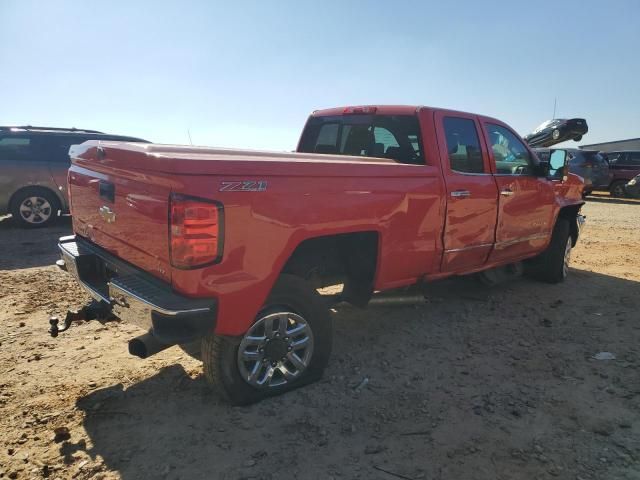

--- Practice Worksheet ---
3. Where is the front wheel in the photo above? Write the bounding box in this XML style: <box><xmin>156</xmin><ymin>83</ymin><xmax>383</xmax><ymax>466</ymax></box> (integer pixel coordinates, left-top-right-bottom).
<box><xmin>525</xmin><ymin>218</ymin><xmax>572</xmax><ymax>284</ymax></box>
<box><xmin>202</xmin><ymin>274</ymin><xmax>332</xmax><ymax>405</ymax></box>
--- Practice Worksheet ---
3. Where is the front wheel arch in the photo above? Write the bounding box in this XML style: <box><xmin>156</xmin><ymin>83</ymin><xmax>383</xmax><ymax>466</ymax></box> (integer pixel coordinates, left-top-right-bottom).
<box><xmin>556</xmin><ymin>204</ymin><xmax>582</xmax><ymax>247</ymax></box>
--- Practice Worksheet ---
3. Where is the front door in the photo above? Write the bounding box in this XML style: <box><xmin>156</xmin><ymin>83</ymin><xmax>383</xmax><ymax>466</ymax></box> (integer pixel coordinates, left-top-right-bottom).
<box><xmin>481</xmin><ymin>121</ymin><xmax>556</xmax><ymax>263</ymax></box>
<box><xmin>435</xmin><ymin>112</ymin><xmax>499</xmax><ymax>272</ymax></box>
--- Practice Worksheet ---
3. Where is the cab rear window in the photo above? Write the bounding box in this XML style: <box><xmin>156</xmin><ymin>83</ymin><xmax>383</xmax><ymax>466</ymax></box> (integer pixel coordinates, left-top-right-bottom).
<box><xmin>299</xmin><ymin>114</ymin><xmax>424</xmax><ymax>165</ymax></box>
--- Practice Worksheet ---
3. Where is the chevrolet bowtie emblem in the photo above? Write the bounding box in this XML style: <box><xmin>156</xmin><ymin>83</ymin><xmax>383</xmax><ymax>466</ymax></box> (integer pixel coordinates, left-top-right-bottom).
<box><xmin>99</xmin><ymin>205</ymin><xmax>116</xmax><ymax>223</ymax></box>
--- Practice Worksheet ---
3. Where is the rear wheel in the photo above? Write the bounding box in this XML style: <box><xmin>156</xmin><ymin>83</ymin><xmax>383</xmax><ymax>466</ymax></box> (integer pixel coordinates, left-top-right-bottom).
<box><xmin>10</xmin><ymin>187</ymin><xmax>60</xmax><ymax>228</ymax></box>
<box><xmin>525</xmin><ymin>218</ymin><xmax>572</xmax><ymax>284</ymax></box>
<box><xmin>202</xmin><ymin>274</ymin><xmax>332</xmax><ymax>405</ymax></box>
<box><xmin>574</xmin><ymin>135</ymin><xmax>583</xmax><ymax>142</ymax></box>
<box><xmin>610</xmin><ymin>180</ymin><xmax>628</xmax><ymax>198</ymax></box>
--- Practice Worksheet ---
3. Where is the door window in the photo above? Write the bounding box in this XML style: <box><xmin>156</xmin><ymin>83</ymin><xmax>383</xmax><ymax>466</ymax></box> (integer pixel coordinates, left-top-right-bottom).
<box><xmin>484</xmin><ymin>124</ymin><xmax>533</xmax><ymax>175</ymax></box>
<box><xmin>442</xmin><ymin>117</ymin><xmax>484</xmax><ymax>173</ymax></box>
<box><xmin>0</xmin><ymin>136</ymin><xmax>33</xmax><ymax>161</ymax></box>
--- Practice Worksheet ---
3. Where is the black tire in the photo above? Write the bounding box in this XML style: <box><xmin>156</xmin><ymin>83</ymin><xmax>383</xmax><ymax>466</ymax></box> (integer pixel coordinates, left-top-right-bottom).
<box><xmin>610</xmin><ymin>180</ymin><xmax>628</xmax><ymax>198</ymax></box>
<box><xmin>525</xmin><ymin>218</ymin><xmax>571</xmax><ymax>284</ymax></box>
<box><xmin>574</xmin><ymin>135</ymin><xmax>583</xmax><ymax>142</ymax></box>
<box><xmin>10</xmin><ymin>187</ymin><xmax>60</xmax><ymax>228</ymax></box>
<box><xmin>202</xmin><ymin>274</ymin><xmax>332</xmax><ymax>405</ymax></box>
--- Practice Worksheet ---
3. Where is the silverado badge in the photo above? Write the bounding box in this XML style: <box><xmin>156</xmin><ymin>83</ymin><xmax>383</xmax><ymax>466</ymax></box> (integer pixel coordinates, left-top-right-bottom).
<box><xmin>99</xmin><ymin>205</ymin><xmax>116</xmax><ymax>223</ymax></box>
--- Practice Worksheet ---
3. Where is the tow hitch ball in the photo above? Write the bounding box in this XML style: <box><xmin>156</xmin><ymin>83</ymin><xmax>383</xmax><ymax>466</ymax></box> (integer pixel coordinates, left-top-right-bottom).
<box><xmin>48</xmin><ymin>302</ymin><xmax>110</xmax><ymax>338</ymax></box>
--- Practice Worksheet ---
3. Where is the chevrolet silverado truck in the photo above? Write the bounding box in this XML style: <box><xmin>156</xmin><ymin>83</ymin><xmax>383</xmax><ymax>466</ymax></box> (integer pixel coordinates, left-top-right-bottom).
<box><xmin>55</xmin><ymin>105</ymin><xmax>585</xmax><ymax>404</ymax></box>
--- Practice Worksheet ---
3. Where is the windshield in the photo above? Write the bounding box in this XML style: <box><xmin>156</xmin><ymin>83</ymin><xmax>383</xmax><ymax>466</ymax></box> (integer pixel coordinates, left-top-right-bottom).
<box><xmin>298</xmin><ymin>114</ymin><xmax>424</xmax><ymax>165</ymax></box>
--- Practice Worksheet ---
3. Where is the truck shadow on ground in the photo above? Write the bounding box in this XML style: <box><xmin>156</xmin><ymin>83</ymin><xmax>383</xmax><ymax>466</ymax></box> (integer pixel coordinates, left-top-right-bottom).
<box><xmin>0</xmin><ymin>215</ymin><xmax>72</xmax><ymax>270</ymax></box>
<box><xmin>73</xmin><ymin>269</ymin><xmax>640</xmax><ymax>480</ymax></box>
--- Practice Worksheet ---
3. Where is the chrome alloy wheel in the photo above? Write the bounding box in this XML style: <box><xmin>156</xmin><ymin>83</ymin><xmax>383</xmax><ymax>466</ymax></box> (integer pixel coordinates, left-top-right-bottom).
<box><xmin>562</xmin><ymin>236</ymin><xmax>572</xmax><ymax>278</ymax></box>
<box><xmin>19</xmin><ymin>196</ymin><xmax>52</xmax><ymax>224</ymax></box>
<box><xmin>237</xmin><ymin>311</ymin><xmax>314</xmax><ymax>388</ymax></box>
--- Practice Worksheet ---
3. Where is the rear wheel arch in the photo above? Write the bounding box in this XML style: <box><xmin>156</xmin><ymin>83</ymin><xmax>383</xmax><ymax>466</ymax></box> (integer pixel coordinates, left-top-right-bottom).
<box><xmin>280</xmin><ymin>231</ymin><xmax>380</xmax><ymax>307</ymax></box>
<box><xmin>9</xmin><ymin>185</ymin><xmax>64</xmax><ymax>212</ymax></box>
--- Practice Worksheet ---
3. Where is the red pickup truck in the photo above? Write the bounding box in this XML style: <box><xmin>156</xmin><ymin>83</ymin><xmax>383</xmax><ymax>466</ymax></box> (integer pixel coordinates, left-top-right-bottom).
<box><xmin>57</xmin><ymin>105</ymin><xmax>585</xmax><ymax>404</ymax></box>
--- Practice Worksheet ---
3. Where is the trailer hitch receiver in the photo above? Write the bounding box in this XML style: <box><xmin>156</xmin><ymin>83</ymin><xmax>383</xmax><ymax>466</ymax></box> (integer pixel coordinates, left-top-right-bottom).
<box><xmin>48</xmin><ymin>302</ymin><xmax>111</xmax><ymax>338</ymax></box>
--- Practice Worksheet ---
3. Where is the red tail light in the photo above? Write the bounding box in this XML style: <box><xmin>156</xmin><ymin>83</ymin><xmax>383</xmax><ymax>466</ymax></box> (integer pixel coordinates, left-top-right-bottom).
<box><xmin>169</xmin><ymin>194</ymin><xmax>224</xmax><ymax>269</ymax></box>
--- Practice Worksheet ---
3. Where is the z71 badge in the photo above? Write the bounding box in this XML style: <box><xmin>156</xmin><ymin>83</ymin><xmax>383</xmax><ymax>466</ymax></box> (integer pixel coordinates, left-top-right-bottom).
<box><xmin>219</xmin><ymin>181</ymin><xmax>268</xmax><ymax>192</ymax></box>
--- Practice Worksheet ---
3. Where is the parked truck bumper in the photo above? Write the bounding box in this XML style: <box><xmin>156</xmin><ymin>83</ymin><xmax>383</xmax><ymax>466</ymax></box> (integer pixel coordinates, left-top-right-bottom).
<box><xmin>57</xmin><ymin>235</ymin><xmax>217</xmax><ymax>345</ymax></box>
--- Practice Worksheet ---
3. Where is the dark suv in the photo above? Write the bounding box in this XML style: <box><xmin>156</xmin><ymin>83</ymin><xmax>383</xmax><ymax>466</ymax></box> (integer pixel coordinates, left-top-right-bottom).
<box><xmin>0</xmin><ymin>126</ymin><xmax>147</xmax><ymax>227</ymax></box>
<box><xmin>604</xmin><ymin>151</ymin><xmax>640</xmax><ymax>197</ymax></box>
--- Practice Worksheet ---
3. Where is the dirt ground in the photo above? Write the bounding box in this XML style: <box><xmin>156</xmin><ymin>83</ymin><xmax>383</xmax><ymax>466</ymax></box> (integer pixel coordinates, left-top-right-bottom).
<box><xmin>1</xmin><ymin>193</ymin><xmax>639</xmax><ymax>480</ymax></box>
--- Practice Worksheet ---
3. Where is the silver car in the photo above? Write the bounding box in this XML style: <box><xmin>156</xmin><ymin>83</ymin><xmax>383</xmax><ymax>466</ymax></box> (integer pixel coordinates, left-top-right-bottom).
<box><xmin>0</xmin><ymin>126</ymin><xmax>147</xmax><ymax>227</ymax></box>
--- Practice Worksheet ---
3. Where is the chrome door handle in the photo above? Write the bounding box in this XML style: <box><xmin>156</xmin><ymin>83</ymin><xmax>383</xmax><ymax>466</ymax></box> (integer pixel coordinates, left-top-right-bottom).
<box><xmin>500</xmin><ymin>189</ymin><xmax>514</xmax><ymax>196</ymax></box>
<box><xmin>451</xmin><ymin>190</ymin><xmax>471</xmax><ymax>198</ymax></box>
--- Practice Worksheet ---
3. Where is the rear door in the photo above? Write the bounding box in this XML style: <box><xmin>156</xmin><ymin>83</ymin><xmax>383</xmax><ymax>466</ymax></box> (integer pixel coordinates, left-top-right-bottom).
<box><xmin>481</xmin><ymin>121</ymin><xmax>556</xmax><ymax>263</ymax></box>
<box><xmin>434</xmin><ymin>112</ymin><xmax>499</xmax><ymax>272</ymax></box>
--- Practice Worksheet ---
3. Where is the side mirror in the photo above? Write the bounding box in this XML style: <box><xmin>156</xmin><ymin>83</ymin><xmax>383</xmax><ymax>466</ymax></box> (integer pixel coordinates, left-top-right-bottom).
<box><xmin>548</xmin><ymin>149</ymin><xmax>567</xmax><ymax>180</ymax></box>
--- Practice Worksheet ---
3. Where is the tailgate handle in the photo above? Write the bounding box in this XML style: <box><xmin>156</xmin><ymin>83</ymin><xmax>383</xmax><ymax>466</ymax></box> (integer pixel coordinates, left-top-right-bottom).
<box><xmin>99</xmin><ymin>181</ymin><xmax>115</xmax><ymax>203</ymax></box>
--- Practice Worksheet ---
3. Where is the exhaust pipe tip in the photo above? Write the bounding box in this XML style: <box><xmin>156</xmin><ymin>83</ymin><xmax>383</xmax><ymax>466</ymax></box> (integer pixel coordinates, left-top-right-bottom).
<box><xmin>128</xmin><ymin>332</ymin><xmax>172</xmax><ymax>359</ymax></box>
<box><xmin>128</xmin><ymin>338</ymin><xmax>149</xmax><ymax>359</ymax></box>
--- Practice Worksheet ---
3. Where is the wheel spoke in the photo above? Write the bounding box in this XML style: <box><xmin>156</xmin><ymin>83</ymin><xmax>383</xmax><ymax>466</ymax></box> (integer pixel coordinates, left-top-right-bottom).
<box><xmin>243</xmin><ymin>335</ymin><xmax>266</xmax><ymax>348</ymax></box>
<box><xmin>248</xmin><ymin>361</ymin><xmax>265</xmax><ymax>383</ymax></box>
<box><xmin>287</xmin><ymin>323</ymin><xmax>308</xmax><ymax>337</ymax></box>
<box><xmin>278</xmin><ymin>363</ymin><xmax>296</xmax><ymax>380</ymax></box>
<box><xmin>263</xmin><ymin>315</ymin><xmax>275</xmax><ymax>337</ymax></box>
<box><xmin>259</xmin><ymin>365</ymin><xmax>275</xmax><ymax>386</ymax></box>
<box><xmin>278</xmin><ymin>314</ymin><xmax>290</xmax><ymax>336</ymax></box>
<box><xmin>241</xmin><ymin>349</ymin><xmax>262</xmax><ymax>361</ymax></box>
<box><xmin>287</xmin><ymin>352</ymin><xmax>306</xmax><ymax>371</ymax></box>
<box><xmin>291</xmin><ymin>335</ymin><xmax>310</xmax><ymax>349</ymax></box>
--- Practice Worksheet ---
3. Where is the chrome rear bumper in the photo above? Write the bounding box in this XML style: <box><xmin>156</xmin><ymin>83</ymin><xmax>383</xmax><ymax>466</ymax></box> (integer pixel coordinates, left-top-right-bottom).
<box><xmin>58</xmin><ymin>235</ymin><xmax>217</xmax><ymax>344</ymax></box>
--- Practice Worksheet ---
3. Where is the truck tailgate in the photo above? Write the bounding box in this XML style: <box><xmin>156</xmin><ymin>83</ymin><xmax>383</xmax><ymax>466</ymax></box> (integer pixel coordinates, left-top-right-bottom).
<box><xmin>68</xmin><ymin>143</ymin><xmax>174</xmax><ymax>283</ymax></box>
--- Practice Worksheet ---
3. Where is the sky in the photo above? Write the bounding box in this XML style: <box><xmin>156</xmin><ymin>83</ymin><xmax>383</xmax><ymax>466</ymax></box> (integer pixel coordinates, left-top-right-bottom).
<box><xmin>1</xmin><ymin>0</ymin><xmax>638</xmax><ymax>150</ymax></box>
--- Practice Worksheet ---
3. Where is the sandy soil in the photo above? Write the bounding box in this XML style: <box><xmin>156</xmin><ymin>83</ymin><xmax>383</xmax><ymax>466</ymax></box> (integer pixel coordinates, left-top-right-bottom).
<box><xmin>1</xmin><ymin>194</ymin><xmax>639</xmax><ymax>480</ymax></box>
